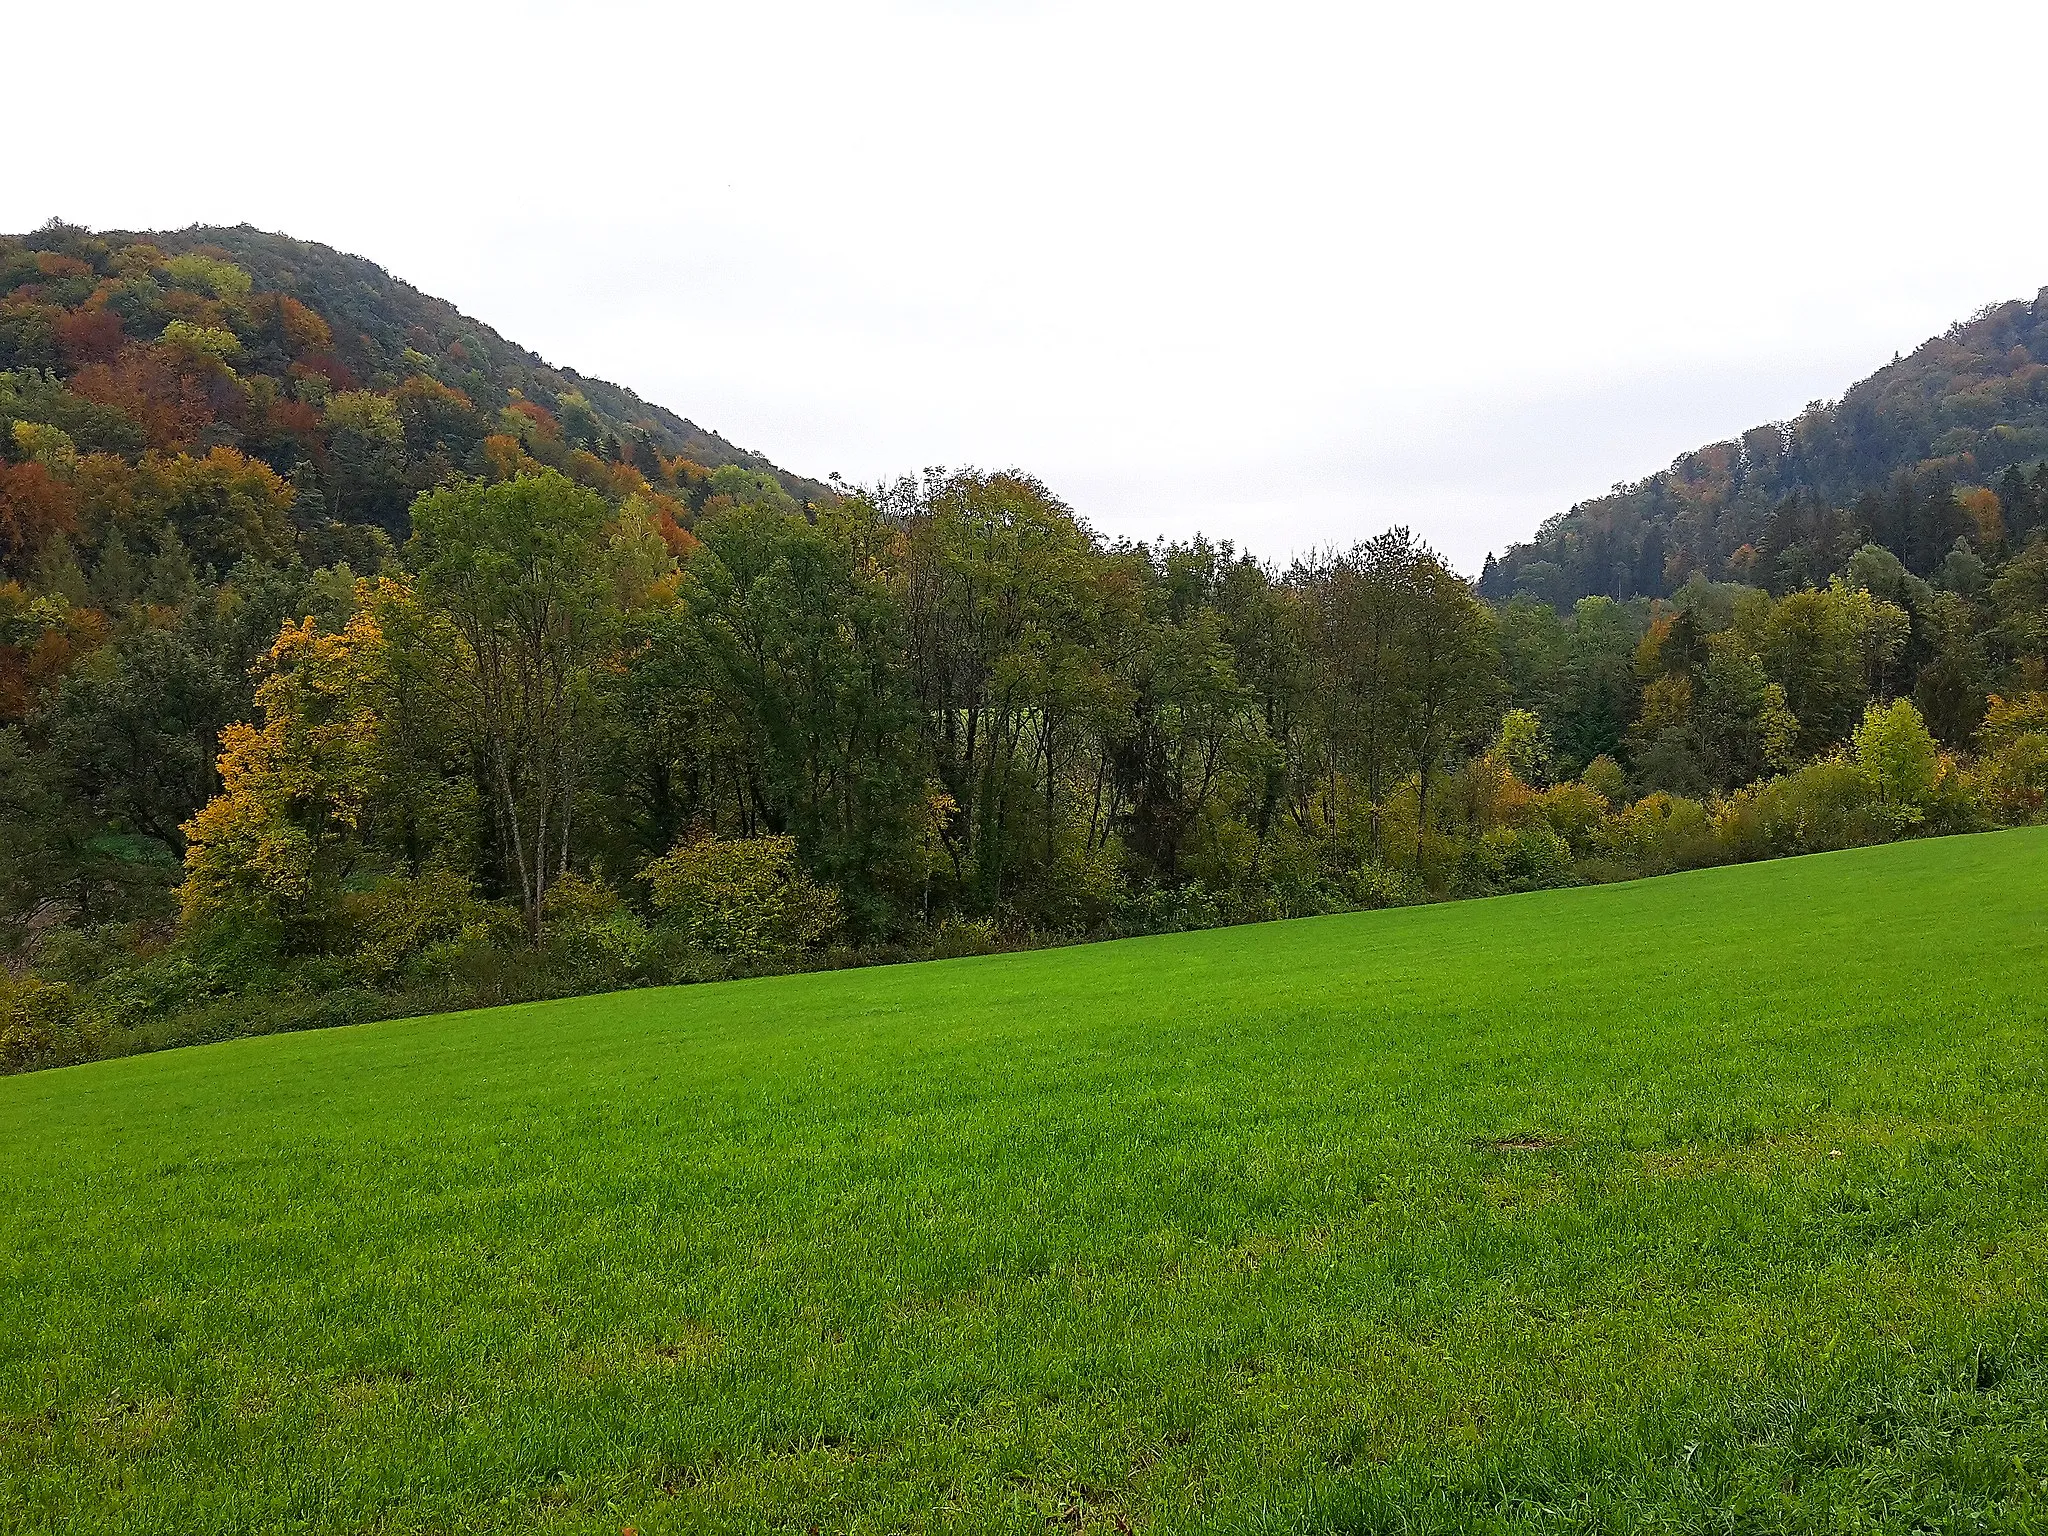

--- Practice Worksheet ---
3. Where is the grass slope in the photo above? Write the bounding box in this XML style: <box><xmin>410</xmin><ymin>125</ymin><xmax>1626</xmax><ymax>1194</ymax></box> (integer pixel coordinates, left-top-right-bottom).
<box><xmin>4</xmin><ymin>832</ymin><xmax>2048</xmax><ymax>1533</ymax></box>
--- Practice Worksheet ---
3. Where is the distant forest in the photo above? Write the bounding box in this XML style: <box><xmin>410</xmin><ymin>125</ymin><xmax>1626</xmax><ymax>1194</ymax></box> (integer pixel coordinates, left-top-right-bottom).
<box><xmin>1481</xmin><ymin>293</ymin><xmax>2048</xmax><ymax>603</ymax></box>
<box><xmin>6</xmin><ymin>221</ymin><xmax>2048</xmax><ymax>1072</ymax></box>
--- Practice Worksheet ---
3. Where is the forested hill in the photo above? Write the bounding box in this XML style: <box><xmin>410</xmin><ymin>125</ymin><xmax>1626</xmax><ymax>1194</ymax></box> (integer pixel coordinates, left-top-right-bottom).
<box><xmin>178</xmin><ymin>226</ymin><xmax>826</xmax><ymax>499</ymax></box>
<box><xmin>0</xmin><ymin>220</ymin><xmax>827</xmax><ymax>545</ymax></box>
<box><xmin>15</xmin><ymin>217</ymin><xmax>2048</xmax><ymax>1081</ymax></box>
<box><xmin>1480</xmin><ymin>290</ymin><xmax>2048</xmax><ymax>605</ymax></box>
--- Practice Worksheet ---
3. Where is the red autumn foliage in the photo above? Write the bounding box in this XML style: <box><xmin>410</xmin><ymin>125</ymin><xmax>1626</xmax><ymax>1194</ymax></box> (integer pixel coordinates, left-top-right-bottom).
<box><xmin>0</xmin><ymin>461</ymin><xmax>78</xmax><ymax>574</ymax></box>
<box><xmin>507</xmin><ymin>399</ymin><xmax>560</xmax><ymax>439</ymax></box>
<box><xmin>268</xmin><ymin>397</ymin><xmax>324</xmax><ymax>439</ymax></box>
<box><xmin>291</xmin><ymin>354</ymin><xmax>359</xmax><ymax>392</ymax></box>
<box><xmin>54</xmin><ymin>306</ymin><xmax>125</xmax><ymax>368</ymax></box>
<box><xmin>0</xmin><ymin>609</ymin><xmax>105</xmax><ymax>724</ymax></box>
<box><xmin>70</xmin><ymin>347</ymin><xmax>218</xmax><ymax>449</ymax></box>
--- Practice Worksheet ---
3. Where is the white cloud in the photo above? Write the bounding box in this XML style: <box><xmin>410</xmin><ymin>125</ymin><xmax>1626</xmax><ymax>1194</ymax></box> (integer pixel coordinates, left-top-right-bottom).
<box><xmin>9</xmin><ymin>0</ymin><xmax>2047</xmax><ymax>571</ymax></box>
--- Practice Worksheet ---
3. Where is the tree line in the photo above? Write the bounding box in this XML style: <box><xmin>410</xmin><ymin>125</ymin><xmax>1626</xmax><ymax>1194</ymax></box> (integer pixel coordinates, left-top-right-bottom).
<box><xmin>161</xmin><ymin>469</ymin><xmax>1514</xmax><ymax>951</ymax></box>
<box><xmin>10</xmin><ymin>460</ymin><xmax>2048</xmax><ymax>1071</ymax></box>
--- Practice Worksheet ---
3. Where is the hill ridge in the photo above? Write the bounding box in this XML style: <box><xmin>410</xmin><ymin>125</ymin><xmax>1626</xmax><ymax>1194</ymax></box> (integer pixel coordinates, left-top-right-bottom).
<box><xmin>128</xmin><ymin>224</ymin><xmax>828</xmax><ymax>500</ymax></box>
<box><xmin>2</xmin><ymin>218</ymin><xmax>829</xmax><ymax>517</ymax></box>
<box><xmin>1482</xmin><ymin>287</ymin><xmax>2048</xmax><ymax>605</ymax></box>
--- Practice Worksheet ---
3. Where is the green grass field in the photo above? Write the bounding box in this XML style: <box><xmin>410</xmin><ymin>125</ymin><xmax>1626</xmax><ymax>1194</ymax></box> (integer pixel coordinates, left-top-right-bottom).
<box><xmin>4</xmin><ymin>832</ymin><xmax>2048</xmax><ymax>1534</ymax></box>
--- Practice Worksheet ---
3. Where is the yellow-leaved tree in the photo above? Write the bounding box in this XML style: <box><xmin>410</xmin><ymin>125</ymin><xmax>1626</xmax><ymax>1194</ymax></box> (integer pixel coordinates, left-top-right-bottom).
<box><xmin>1852</xmin><ymin>697</ymin><xmax>1941</xmax><ymax>830</ymax></box>
<box><xmin>179</xmin><ymin>609</ymin><xmax>384</xmax><ymax>948</ymax></box>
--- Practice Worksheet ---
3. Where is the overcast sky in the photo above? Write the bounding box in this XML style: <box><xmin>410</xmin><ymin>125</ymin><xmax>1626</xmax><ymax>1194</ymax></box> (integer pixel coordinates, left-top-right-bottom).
<box><xmin>10</xmin><ymin>0</ymin><xmax>2048</xmax><ymax>573</ymax></box>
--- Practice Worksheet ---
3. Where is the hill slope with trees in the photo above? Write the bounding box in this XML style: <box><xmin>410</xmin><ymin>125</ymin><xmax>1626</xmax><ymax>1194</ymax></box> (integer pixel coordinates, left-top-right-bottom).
<box><xmin>6</xmin><ymin>223</ymin><xmax>2048</xmax><ymax>1073</ymax></box>
<box><xmin>0</xmin><ymin>221</ymin><xmax>827</xmax><ymax>545</ymax></box>
<box><xmin>1481</xmin><ymin>291</ymin><xmax>2048</xmax><ymax>604</ymax></box>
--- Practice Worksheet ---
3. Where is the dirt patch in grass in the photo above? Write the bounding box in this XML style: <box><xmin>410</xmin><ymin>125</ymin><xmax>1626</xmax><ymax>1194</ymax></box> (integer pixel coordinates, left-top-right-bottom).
<box><xmin>1046</xmin><ymin>1484</ymin><xmax>1134</xmax><ymax>1532</ymax></box>
<box><xmin>1478</xmin><ymin>1134</ymin><xmax>1564</xmax><ymax>1153</ymax></box>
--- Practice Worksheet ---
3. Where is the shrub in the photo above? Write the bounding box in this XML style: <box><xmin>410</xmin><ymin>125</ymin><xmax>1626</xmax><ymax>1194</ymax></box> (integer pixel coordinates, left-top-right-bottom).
<box><xmin>1458</xmin><ymin>751</ymin><xmax>1540</xmax><ymax>833</ymax></box>
<box><xmin>1744</xmin><ymin>758</ymin><xmax>1885</xmax><ymax>855</ymax></box>
<box><xmin>1250</xmin><ymin>858</ymin><xmax>1348</xmax><ymax>923</ymax></box>
<box><xmin>929</xmin><ymin>915</ymin><xmax>1002</xmax><ymax>959</ymax></box>
<box><xmin>642</xmin><ymin>834</ymin><xmax>839</xmax><ymax>966</ymax></box>
<box><xmin>1456</xmin><ymin>823</ymin><xmax>1574</xmax><ymax>895</ymax></box>
<box><xmin>84</xmin><ymin>915</ymin><xmax>283</xmax><ymax>1023</ymax></box>
<box><xmin>1981</xmin><ymin>691</ymin><xmax>2048</xmax><ymax>751</ymax></box>
<box><xmin>1580</xmin><ymin>755</ymin><xmax>1628</xmax><ymax>806</ymax></box>
<box><xmin>1016</xmin><ymin>836</ymin><xmax>1124</xmax><ymax>934</ymax></box>
<box><xmin>1597</xmin><ymin>793</ymin><xmax>1720</xmax><ymax>875</ymax></box>
<box><xmin>1344</xmin><ymin>862</ymin><xmax>1422</xmax><ymax>910</ymax></box>
<box><xmin>1972</xmin><ymin>693</ymin><xmax>2048</xmax><ymax>825</ymax></box>
<box><xmin>1923</xmin><ymin>752</ymin><xmax>1985</xmax><ymax>836</ymax></box>
<box><xmin>571</xmin><ymin>910</ymin><xmax>654</xmax><ymax>984</ymax></box>
<box><xmin>541</xmin><ymin>873</ymin><xmax>652</xmax><ymax>988</ymax></box>
<box><xmin>344</xmin><ymin>868</ymin><xmax>495</xmax><ymax>982</ymax></box>
<box><xmin>1</xmin><ymin>971</ymin><xmax>87</xmax><ymax>1072</ymax></box>
<box><xmin>30</xmin><ymin>920</ymin><xmax>145</xmax><ymax>989</ymax></box>
<box><xmin>430</xmin><ymin>933</ymin><xmax>559</xmax><ymax>1007</ymax></box>
<box><xmin>1537</xmin><ymin>780</ymin><xmax>1608</xmax><ymax>855</ymax></box>
<box><xmin>1973</xmin><ymin>730</ymin><xmax>2048</xmax><ymax>823</ymax></box>
<box><xmin>1113</xmin><ymin>880</ymin><xmax>1229</xmax><ymax>935</ymax></box>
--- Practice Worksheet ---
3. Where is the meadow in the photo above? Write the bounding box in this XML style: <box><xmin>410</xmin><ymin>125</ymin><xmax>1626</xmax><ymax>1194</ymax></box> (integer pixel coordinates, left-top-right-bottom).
<box><xmin>3</xmin><ymin>829</ymin><xmax>2047</xmax><ymax>1534</ymax></box>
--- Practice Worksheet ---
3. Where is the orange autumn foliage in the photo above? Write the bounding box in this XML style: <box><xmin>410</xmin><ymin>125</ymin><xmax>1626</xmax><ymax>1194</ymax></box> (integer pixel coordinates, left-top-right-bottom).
<box><xmin>0</xmin><ymin>461</ymin><xmax>77</xmax><ymax>573</ymax></box>
<box><xmin>1956</xmin><ymin>485</ymin><xmax>2005</xmax><ymax>545</ymax></box>
<box><xmin>0</xmin><ymin>583</ymin><xmax>104</xmax><ymax>722</ymax></box>
<box><xmin>248</xmin><ymin>292</ymin><xmax>334</xmax><ymax>355</ymax></box>
<box><xmin>478</xmin><ymin>433</ymin><xmax>544</xmax><ymax>482</ymax></box>
<box><xmin>506</xmin><ymin>398</ymin><xmax>560</xmax><ymax>440</ymax></box>
<box><xmin>54</xmin><ymin>306</ymin><xmax>124</xmax><ymax>367</ymax></box>
<box><xmin>69</xmin><ymin>346</ymin><xmax>217</xmax><ymax>449</ymax></box>
<box><xmin>643</xmin><ymin>492</ymin><xmax>699</xmax><ymax>557</ymax></box>
<box><xmin>32</xmin><ymin>252</ymin><xmax>91</xmax><ymax>281</ymax></box>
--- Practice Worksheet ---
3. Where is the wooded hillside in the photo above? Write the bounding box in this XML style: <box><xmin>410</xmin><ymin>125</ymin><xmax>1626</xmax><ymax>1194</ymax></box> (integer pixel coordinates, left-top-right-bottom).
<box><xmin>0</xmin><ymin>220</ymin><xmax>825</xmax><ymax>546</ymax></box>
<box><xmin>1481</xmin><ymin>292</ymin><xmax>2048</xmax><ymax>604</ymax></box>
